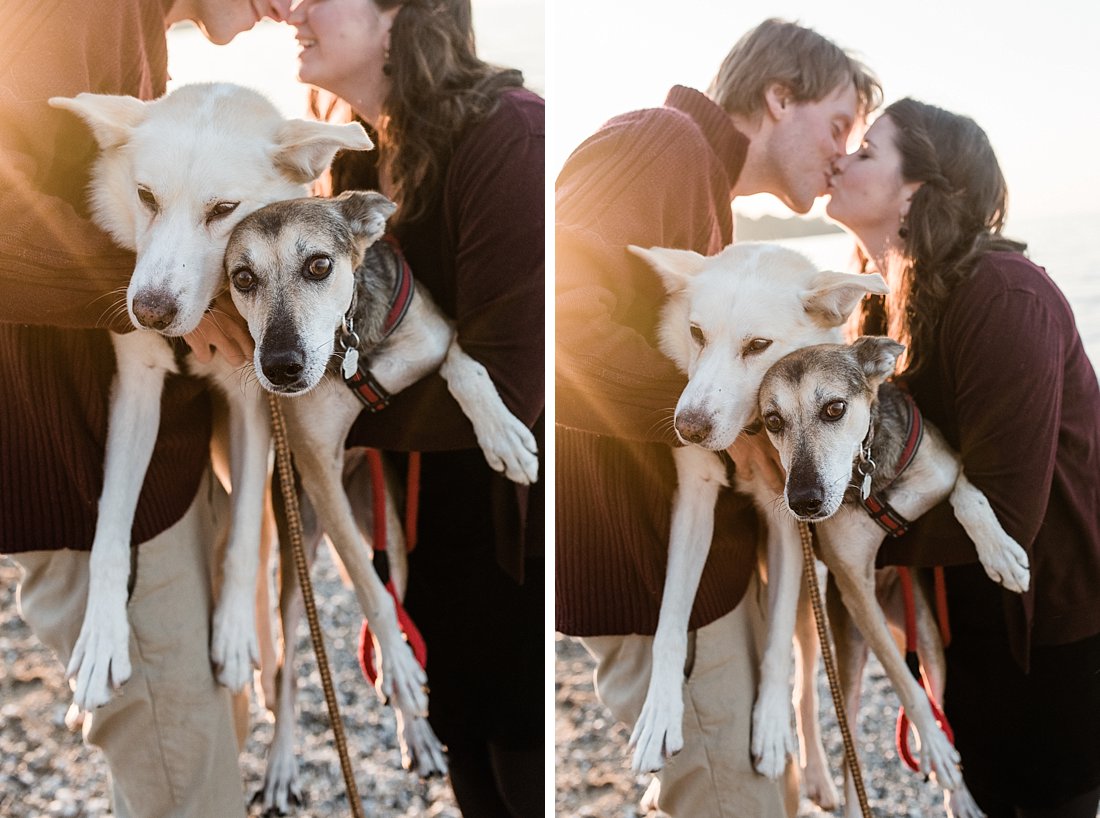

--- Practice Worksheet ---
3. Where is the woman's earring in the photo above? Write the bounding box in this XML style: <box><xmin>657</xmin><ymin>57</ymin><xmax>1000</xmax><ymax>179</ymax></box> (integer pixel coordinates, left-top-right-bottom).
<box><xmin>383</xmin><ymin>50</ymin><xmax>393</xmax><ymax>76</ymax></box>
<box><xmin>898</xmin><ymin>213</ymin><xmax>909</xmax><ymax>240</ymax></box>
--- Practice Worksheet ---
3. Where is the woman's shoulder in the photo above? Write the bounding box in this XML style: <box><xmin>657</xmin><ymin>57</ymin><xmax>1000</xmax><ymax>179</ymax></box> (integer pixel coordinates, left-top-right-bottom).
<box><xmin>954</xmin><ymin>250</ymin><xmax>1074</xmax><ymax>323</ymax></box>
<box><xmin>472</xmin><ymin>87</ymin><xmax>544</xmax><ymax>141</ymax></box>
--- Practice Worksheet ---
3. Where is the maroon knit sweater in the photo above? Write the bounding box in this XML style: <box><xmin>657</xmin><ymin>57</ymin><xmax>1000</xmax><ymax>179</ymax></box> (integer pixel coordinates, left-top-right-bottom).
<box><xmin>877</xmin><ymin>252</ymin><xmax>1100</xmax><ymax>665</ymax></box>
<box><xmin>0</xmin><ymin>0</ymin><xmax>212</xmax><ymax>553</ymax></box>
<box><xmin>337</xmin><ymin>88</ymin><xmax>545</xmax><ymax>582</ymax></box>
<box><xmin>555</xmin><ymin>87</ymin><xmax>759</xmax><ymax>636</ymax></box>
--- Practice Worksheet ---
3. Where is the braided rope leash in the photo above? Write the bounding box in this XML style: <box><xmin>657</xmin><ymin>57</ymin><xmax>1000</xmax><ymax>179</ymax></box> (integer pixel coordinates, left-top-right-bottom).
<box><xmin>267</xmin><ymin>392</ymin><xmax>366</xmax><ymax>818</ymax></box>
<box><xmin>798</xmin><ymin>520</ymin><xmax>872</xmax><ymax>818</ymax></box>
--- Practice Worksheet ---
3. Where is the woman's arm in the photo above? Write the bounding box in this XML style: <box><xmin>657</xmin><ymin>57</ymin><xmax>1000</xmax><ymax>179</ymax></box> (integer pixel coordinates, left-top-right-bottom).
<box><xmin>879</xmin><ymin>265</ymin><xmax>1064</xmax><ymax>566</ymax></box>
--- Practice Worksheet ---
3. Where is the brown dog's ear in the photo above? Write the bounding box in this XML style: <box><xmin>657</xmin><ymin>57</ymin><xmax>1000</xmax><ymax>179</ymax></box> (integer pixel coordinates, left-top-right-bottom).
<box><xmin>49</xmin><ymin>93</ymin><xmax>148</xmax><ymax>150</ymax></box>
<box><xmin>335</xmin><ymin>190</ymin><xmax>397</xmax><ymax>252</ymax></box>
<box><xmin>851</xmin><ymin>335</ymin><xmax>905</xmax><ymax>384</ymax></box>
<box><xmin>274</xmin><ymin>119</ymin><xmax>374</xmax><ymax>184</ymax></box>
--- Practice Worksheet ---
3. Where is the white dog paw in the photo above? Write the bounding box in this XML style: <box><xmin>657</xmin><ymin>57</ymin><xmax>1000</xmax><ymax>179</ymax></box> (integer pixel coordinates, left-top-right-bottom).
<box><xmin>978</xmin><ymin>534</ymin><xmax>1030</xmax><ymax>593</ymax></box>
<box><xmin>945</xmin><ymin>782</ymin><xmax>986</xmax><ymax>818</ymax></box>
<box><xmin>803</xmin><ymin>755</ymin><xmax>839</xmax><ymax>811</ymax></box>
<box><xmin>478</xmin><ymin>414</ymin><xmax>539</xmax><ymax>485</ymax></box>
<box><xmin>918</xmin><ymin>722</ymin><xmax>962</xmax><ymax>791</ymax></box>
<box><xmin>210</xmin><ymin>599</ymin><xmax>259</xmax><ymax>692</ymax></box>
<box><xmin>256</xmin><ymin>742</ymin><xmax>303</xmax><ymax>815</ymax></box>
<box><xmin>375</xmin><ymin>636</ymin><xmax>429</xmax><ymax>717</ymax></box>
<box><xmin>396</xmin><ymin>710</ymin><xmax>448</xmax><ymax>778</ymax></box>
<box><xmin>629</xmin><ymin>685</ymin><xmax>684</xmax><ymax>773</ymax></box>
<box><xmin>750</xmin><ymin>695</ymin><xmax>796</xmax><ymax>780</ymax></box>
<box><xmin>67</xmin><ymin>600</ymin><xmax>131</xmax><ymax>711</ymax></box>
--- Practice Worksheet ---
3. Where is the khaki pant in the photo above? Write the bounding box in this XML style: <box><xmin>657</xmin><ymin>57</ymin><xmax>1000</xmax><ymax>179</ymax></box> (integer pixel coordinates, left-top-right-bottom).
<box><xmin>583</xmin><ymin>572</ymin><xmax>799</xmax><ymax>818</ymax></box>
<box><xmin>13</xmin><ymin>469</ymin><xmax>246</xmax><ymax>818</ymax></box>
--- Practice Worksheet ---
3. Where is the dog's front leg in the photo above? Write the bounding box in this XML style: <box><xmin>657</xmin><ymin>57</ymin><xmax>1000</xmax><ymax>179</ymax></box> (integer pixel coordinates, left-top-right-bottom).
<box><xmin>278</xmin><ymin>389</ymin><xmax>446</xmax><ymax>775</ymax></box>
<box><xmin>205</xmin><ymin>367</ymin><xmax>271</xmax><ymax>692</ymax></box>
<box><xmin>817</xmin><ymin>512</ymin><xmax>963</xmax><ymax>792</ymax></box>
<box><xmin>69</xmin><ymin>332</ymin><xmax>173</xmax><ymax>711</ymax></box>
<box><xmin>794</xmin><ymin>568</ymin><xmax>839</xmax><ymax>810</ymax></box>
<box><xmin>438</xmin><ymin>339</ymin><xmax>539</xmax><ymax>485</ymax></box>
<box><xmin>629</xmin><ymin>445</ymin><xmax>727</xmax><ymax>773</ymax></box>
<box><xmin>750</xmin><ymin>509</ymin><xmax>801</xmax><ymax>779</ymax></box>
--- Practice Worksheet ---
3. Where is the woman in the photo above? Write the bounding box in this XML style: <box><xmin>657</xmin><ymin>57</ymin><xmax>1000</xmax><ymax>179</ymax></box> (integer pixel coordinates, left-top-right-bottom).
<box><xmin>827</xmin><ymin>98</ymin><xmax>1100</xmax><ymax>817</ymax></box>
<box><xmin>285</xmin><ymin>1</ymin><xmax>544</xmax><ymax>815</ymax></box>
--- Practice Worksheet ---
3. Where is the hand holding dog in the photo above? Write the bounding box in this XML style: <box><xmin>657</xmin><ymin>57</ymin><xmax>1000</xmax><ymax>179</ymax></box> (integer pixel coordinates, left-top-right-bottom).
<box><xmin>185</xmin><ymin>291</ymin><xmax>255</xmax><ymax>367</ymax></box>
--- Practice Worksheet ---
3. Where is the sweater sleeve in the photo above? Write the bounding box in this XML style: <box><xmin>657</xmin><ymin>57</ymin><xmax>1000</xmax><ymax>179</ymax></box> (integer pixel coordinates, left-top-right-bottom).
<box><xmin>0</xmin><ymin>4</ymin><xmax>138</xmax><ymax>331</ymax></box>
<box><xmin>878</xmin><ymin>266</ymin><xmax>1064</xmax><ymax>566</ymax></box>
<box><xmin>346</xmin><ymin>91</ymin><xmax>545</xmax><ymax>451</ymax></box>
<box><xmin>554</xmin><ymin>108</ymin><xmax>730</xmax><ymax>444</ymax></box>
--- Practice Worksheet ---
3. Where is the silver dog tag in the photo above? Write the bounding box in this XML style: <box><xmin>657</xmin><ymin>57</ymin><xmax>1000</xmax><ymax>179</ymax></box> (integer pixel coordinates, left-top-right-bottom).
<box><xmin>341</xmin><ymin>347</ymin><xmax>360</xmax><ymax>380</ymax></box>
<box><xmin>860</xmin><ymin>471</ymin><xmax>872</xmax><ymax>501</ymax></box>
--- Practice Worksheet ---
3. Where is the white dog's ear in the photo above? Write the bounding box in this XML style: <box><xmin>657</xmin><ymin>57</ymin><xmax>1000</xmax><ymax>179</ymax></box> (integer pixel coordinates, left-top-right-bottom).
<box><xmin>851</xmin><ymin>335</ymin><xmax>905</xmax><ymax>384</ymax></box>
<box><xmin>627</xmin><ymin>245</ymin><xmax>707</xmax><ymax>294</ymax></box>
<box><xmin>335</xmin><ymin>190</ymin><xmax>397</xmax><ymax>250</ymax></box>
<box><xmin>49</xmin><ymin>93</ymin><xmax>148</xmax><ymax>150</ymax></box>
<box><xmin>801</xmin><ymin>271</ymin><xmax>889</xmax><ymax>327</ymax></box>
<box><xmin>275</xmin><ymin>120</ymin><xmax>375</xmax><ymax>184</ymax></box>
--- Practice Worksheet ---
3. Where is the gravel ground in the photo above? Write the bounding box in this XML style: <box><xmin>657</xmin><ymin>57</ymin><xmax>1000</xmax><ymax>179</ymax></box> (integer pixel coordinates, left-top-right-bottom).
<box><xmin>555</xmin><ymin>632</ymin><xmax>948</xmax><ymax>818</ymax></box>
<box><xmin>0</xmin><ymin>549</ymin><xmax>460</xmax><ymax>818</ymax></box>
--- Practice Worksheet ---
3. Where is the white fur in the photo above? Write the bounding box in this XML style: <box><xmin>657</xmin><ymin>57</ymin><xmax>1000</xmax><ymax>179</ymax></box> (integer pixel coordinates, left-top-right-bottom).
<box><xmin>51</xmin><ymin>83</ymin><xmax>373</xmax><ymax>713</ymax></box>
<box><xmin>628</xmin><ymin>241</ymin><xmax>887</xmax><ymax>781</ymax></box>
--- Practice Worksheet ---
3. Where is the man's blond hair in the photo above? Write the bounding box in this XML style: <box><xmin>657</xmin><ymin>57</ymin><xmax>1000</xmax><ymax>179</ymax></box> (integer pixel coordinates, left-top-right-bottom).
<box><xmin>708</xmin><ymin>18</ymin><xmax>882</xmax><ymax>121</ymax></box>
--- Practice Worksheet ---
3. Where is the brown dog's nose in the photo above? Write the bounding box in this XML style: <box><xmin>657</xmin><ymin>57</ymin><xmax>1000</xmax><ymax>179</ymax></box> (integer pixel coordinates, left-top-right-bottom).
<box><xmin>261</xmin><ymin>348</ymin><xmax>306</xmax><ymax>388</ymax></box>
<box><xmin>132</xmin><ymin>290</ymin><xmax>178</xmax><ymax>331</ymax></box>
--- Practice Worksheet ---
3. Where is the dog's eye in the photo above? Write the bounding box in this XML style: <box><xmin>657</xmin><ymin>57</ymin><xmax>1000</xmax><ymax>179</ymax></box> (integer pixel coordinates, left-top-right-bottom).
<box><xmin>231</xmin><ymin>267</ymin><xmax>257</xmax><ymax>292</ymax></box>
<box><xmin>689</xmin><ymin>325</ymin><xmax>706</xmax><ymax>347</ymax></box>
<box><xmin>207</xmin><ymin>201</ymin><xmax>240</xmax><ymax>222</ymax></box>
<box><xmin>743</xmin><ymin>338</ymin><xmax>773</xmax><ymax>356</ymax></box>
<box><xmin>822</xmin><ymin>400</ymin><xmax>847</xmax><ymax>421</ymax></box>
<box><xmin>764</xmin><ymin>413</ymin><xmax>784</xmax><ymax>433</ymax></box>
<box><xmin>305</xmin><ymin>256</ymin><xmax>333</xmax><ymax>280</ymax></box>
<box><xmin>137</xmin><ymin>186</ymin><xmax>158</xmax><ymax>213</ymax></box>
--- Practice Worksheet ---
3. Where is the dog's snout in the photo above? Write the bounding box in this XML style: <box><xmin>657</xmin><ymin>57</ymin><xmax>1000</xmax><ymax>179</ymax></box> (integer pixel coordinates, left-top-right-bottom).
<box><xmin>675</xmin><ymin>410</ymin><xmax>713</xmax><ymax>445</ymax></box>
<box><xmin>260</xmin><ymin>348</ymin><xmax>306</xmax><ymax>388</ymax></box>
<box><xmin>132</xmin><ymin>290</ymin><xmax>179</xmax><ymax>331</ymax></box>
<box><xmin>787</xmin><ymin>484</ymin><xmax>825</xmax><ymax>518</ymax></box>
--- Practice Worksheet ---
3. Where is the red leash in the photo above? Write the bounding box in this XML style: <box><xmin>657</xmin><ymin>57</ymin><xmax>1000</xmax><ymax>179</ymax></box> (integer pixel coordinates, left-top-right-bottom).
<box><xmin>357</xmin><ymin>450</ymin><xmax>427</xmax><ymax>685</ymax></box>
<box><xmin>895</xmin><ymin>566</ymin><xmax>954</xmax><ymax>771</ymax></box>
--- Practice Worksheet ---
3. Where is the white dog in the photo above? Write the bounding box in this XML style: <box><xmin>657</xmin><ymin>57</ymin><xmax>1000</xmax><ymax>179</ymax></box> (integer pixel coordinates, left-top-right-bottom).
<box><xmin>49</xmin><ymin>83</ymin><xmax>371</xmax><ymax>713</ymax></box>
<box><xmin>627</xmin><ymin>242</ymin><xmax>887</xmax><ymax>804</ymax></box>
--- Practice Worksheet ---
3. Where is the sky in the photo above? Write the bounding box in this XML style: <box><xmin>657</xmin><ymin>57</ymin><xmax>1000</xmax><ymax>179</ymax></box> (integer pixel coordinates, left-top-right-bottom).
<box><xmin>548</xmin><ymin>1</ymin><xmax>1100</xmax><ymax>225</ymax></box>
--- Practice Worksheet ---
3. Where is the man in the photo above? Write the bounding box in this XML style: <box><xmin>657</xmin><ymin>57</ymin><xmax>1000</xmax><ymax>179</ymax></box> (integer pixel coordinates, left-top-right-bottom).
<box><xmin>555</xmin><ymin>18</ymin><xmax>881</xmax><ymax>817</ymax></box>
<box><xmin>0</xmin><ymin>1</ymin><xmax>286</xmax><ymax>815</ymax></box>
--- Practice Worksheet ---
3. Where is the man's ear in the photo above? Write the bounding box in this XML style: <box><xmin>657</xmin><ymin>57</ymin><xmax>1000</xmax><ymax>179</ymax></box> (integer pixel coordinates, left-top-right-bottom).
<box><xmin>851</xmin><ymin>335</ymin><xmax>905</xmax><ymax>385</ymax></box>
<box><xmin>335</xmin><ymin>190</ymin><xmax>397</xmax><ymax>255</ymax></box>
<box><xmin>627</xmin><ymin>245</ymin><xmax>708</xmax><ymax>295</ymax></box>
<box><xmin>274</xmin><ymin>119</ymin><xmax>375</xmax><ymax>184</ymax></box>
<box><xmin>763</xmin><ymin>83</ymin><xmax>794</xmax><ymax>121</ymax></box>
<box><xmin>801</xmin><ymin>271</ymin><xmax>889</xmax><ymax>328</ymax></box>
<box><xmin>49</xmin><ymin>93</ymin><xmax>148</xmax><ymax>150</ymax></box>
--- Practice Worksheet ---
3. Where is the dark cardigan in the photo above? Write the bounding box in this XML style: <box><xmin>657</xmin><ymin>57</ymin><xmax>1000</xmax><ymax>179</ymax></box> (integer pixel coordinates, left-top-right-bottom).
<box><xmin>877</xmin><ymin>251</ymin><xmax>1100</xmax><ymax>666</ymax></box>
<box><xmin>555</xmin><ymin>86</ymin><xmax>760</xmax><ymax>636</ymax></box>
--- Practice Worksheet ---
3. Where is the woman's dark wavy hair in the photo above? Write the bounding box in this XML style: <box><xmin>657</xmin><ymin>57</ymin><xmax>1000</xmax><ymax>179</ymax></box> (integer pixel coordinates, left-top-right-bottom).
<box><xmin>856</xmin><ymin>98</ymin><xmax>1026</xmax><ymax>376</ymax></box>
<box><xmin>316</xmin><ymin>0</ymin><xmax>524</xmax><ymax>226</ymax></box>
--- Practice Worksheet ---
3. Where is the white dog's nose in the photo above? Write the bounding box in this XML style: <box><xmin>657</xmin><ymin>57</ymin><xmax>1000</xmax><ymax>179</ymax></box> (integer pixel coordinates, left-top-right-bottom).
<box><xmin>675</xmin><ymin>409</ymin><xmax>713</xmax><ymax>445</ymax></box>
<box><xmin>132</xmin><ymin>289</ymin><xmax>178</xmax><ymax>331</ymax></box>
